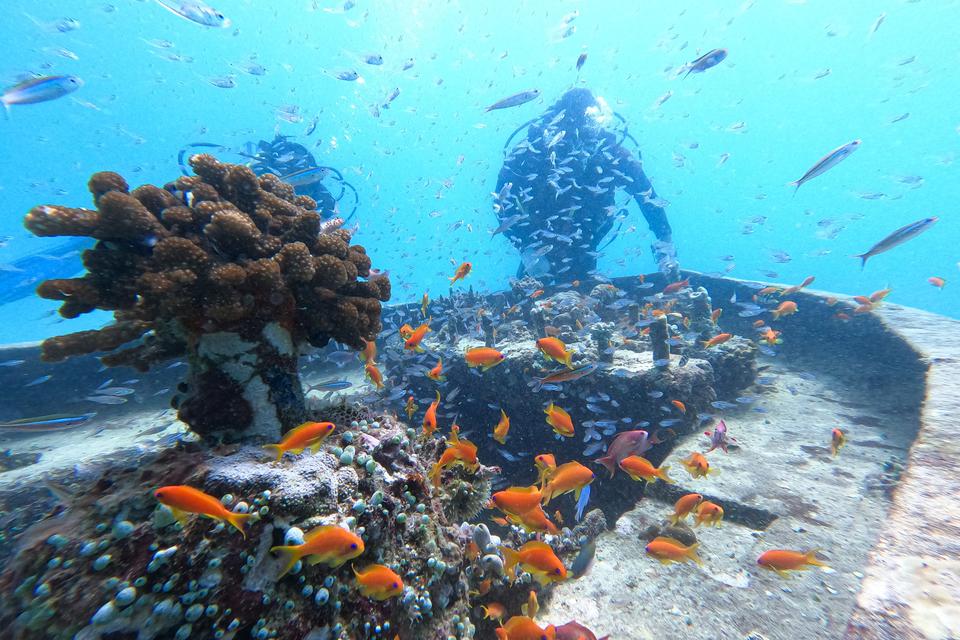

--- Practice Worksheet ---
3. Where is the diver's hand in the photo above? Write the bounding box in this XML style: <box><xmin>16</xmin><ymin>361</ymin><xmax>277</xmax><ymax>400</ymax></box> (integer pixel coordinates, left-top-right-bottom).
<box><xmin>652</xmin><ymin>240</ymin><xmax>680</xmax><ymax>282</ymax></box>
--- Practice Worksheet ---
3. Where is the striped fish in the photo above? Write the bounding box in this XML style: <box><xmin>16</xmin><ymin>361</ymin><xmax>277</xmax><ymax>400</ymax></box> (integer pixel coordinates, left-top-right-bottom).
<box><xmin>0</xmin><ymin>413</ymin><xmax>96</xmax><ymax>432</ymax></box>
<box><xmin>789</xmin><ymin>139</ymin><xmax>861</xmax><ymax>195</ymax></box>
<box><xmin>854</xmin><ymin>217</ymin><xmax>938</xmax><ymax>269</ymax></box>
<box><xmin>484</xmin><ymin>89</ymin><xmax>541</xmax><ymax>112</ymax></box>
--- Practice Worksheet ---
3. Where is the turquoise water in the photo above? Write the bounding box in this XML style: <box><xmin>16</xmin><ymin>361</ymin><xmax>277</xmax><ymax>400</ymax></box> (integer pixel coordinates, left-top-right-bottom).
<box><xmin>1</xmin><ymin>0</ymin><xmax>957</xmax><ymax>344</ymax></box>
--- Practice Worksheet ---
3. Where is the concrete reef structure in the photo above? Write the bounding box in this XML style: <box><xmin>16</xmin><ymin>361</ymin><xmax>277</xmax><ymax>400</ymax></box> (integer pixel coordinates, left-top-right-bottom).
<box><xmin>24</xmin><ymin>155</ymin><xmax>390</xmax><ymax>440</ymax></box>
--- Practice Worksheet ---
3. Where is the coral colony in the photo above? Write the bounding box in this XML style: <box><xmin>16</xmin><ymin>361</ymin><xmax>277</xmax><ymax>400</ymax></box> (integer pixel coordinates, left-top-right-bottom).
<box><xmin>24</xmin><ymin>155</ymin><xmax>389</xmax><ymax>440</ymax></box>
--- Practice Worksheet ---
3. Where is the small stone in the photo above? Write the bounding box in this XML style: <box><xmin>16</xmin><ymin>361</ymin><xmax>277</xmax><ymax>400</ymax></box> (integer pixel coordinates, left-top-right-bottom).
<box><xmin>93</xmin><ymin>554</ymin><xmax>112</xmax><ymax>571</ymax></box>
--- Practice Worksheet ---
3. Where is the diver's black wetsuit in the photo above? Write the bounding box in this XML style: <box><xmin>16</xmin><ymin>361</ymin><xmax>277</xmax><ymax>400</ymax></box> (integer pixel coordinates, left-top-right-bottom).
<box><xmin>495</xmin><ymin>88</ymin><xmax>677</xmax><ymax>282</ymax></box>
<box><xmin>250</xmin><ymin>135</ymin><xmax>338</xmax><ymax>218</ymax></box>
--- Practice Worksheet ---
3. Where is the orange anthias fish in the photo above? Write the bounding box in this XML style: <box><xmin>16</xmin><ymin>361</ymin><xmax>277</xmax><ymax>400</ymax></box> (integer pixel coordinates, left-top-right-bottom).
<box><xmin>263</xmin><ymin>421</ymin><xmax>335</xmax><ymax>461</ymax></box>
<box><xmin>760</xmin><ymin>327</ymin><xmax>782</xmax><ymax>346</ymax></box>
<box><xmin>399</xmin><ymin>323</ymin><xmax>414</xmax><ymax>340</ymax></box>
<box><xmin>671</xmin><ymin>399</ymin><xmax>686</xmax><ymax>414</ymax></box>
<box><xmin>757</xmin><ymin>286</ymin><xmax>782</xmax><ymax>296</ymax></box>
<box><xmin>781</xmin><ymin>276</ymin><xmax>815</xmax><ymax>296</ymax></box>
<box><xmin>663</xmin><ymin>278</ymin><xmax>690</xmax><ymax>294</ymax></box>
<box><xmin>270</xmin><ymin>525</ymin><xmax>364</xmax><ymax>578</ymax></box>
<box><xmin>500</xmin><ymin>540</ymin><xmax>567</xmax><ymax>585</ymax></box>
<box><xmin>505</xmin><ymin>503</ymin><xmax>559</xmax><ymax>535</ymax></box>
<box><xmin>711</xmin><ymin>308</ymin><xmax>723</xmax><ymax>323</ymax></box>
<box><xmin>619</xmin><ymin>455</ymin><xmax>674</xmax><ymax>484</ymax></box>
<box><xmin>493</xmin><ymin>409</ymin><xmax>510</xmax><ymax>444</ymax></box>
<box><xmin>771</xmin><ymin>301</ymin><xmax>798</xmax><ymax>319</ymax></box>
<box><xmin>536</xmin><ymin>337</ymin><xmax>574</xmax><ymax>369</ymax></box>
<box><xmin>541</xmin><ymin>461</ymin><xmax>594</xmax><ymax>504</ymax></box>
<box><xmin>831</xmin><ymin>427</ymin><xmax>846</xmax><ymax>457</ymax></box>
<box><xmin>869</xmin><ymin>288</ymin><xmax>892</xmax><ymax>303</ymax></box>
<box><xmin>422</xmin><ymin>391</ymin><xmax>440</xmax><ymax>437</ymax></box>
<box><xmin>421</xmin><ymin>292</ymin><xmax>430</xmax><ymax>317</ymax></box>
<box><xmin>404</xmin><ymin>322</ymin><xmax>431</xmax><ymax>352</ymax></box>
<box><xmin>449</xmin><ymin>261</ymin><xmax>472</xmax><ymax>286</ymax></box>
<box><xmin>481</xmin><ymin>602</ymin><xmax>507</xmax><ymax>621</ymax></box>
<box><xmin>693</xmin><ymin>501</ymin><xmax>724</xmax><ymax>527</ymax></box>
<box><xmin>427</xmin><ymin>357</ymin><xmax>446</xmax><ymax>382</ymax></box>
<box><xmin>491</xmin><ymin>485</ymin><xmax>543</xmax><ymax>516</ymax></box>
<box><xmin>530</xmin><ymin>289</ymin><xmax>545</xmax><ymax>299</ymax></box>
<box><xmin>534</xmin><ymin>454</ymin><xmax>557</xmax><ymax>488</ymax></box>
<box><xmin>757</xmin><ymin>549</ymin><xmax>827</xmax><ymax>577</ymax></box>
<box><xmin>360</xmin><ymin>339</ymin><xmax>377</xmax><ymax>363</ymax></box>
<box><xmin>365</xmin><ymin>361</ymin><xmax>385</xmax><ymax>389</ymax></box>
<box><xmin>496</xmin><ymin>616</ymin><xmax>557</xmax><ymax>640</ymax></box>
<box><xmin>521</xmin><ymin>589</ymin><xmax>539</xmax><ymax>617</ymax></box>
<box><xmin>703</xmin><ymin>332</ymin><xmax>732</xmax><ymax>348</ymax></box>
<box><xmin>154</xmin><ymin>485</ymin><xmax>252</xmax><ymax>538</ymax></box>
<box><xmin>681</xmin><ymin>452</ymin><xmax>716</xmax><ymax>479</ymax></box>
<box><xmin>404</xmin><ymin>395</ymin><xmax>418</xmax><ymax>420</ymax></box>
<box><xmin>669</xmin><ymin>493</ymin><xmax>703</xmax><ymax>525</ymax></box>
<box><xmin>428</xmin><ymin>437</ymin><xmax>479</xmax><ymax>486</ymax></box>
<box><xmin>928</xmin><ymin>276</ymin><xmax>946</xmax><ymax>289</ymax></box>
<box><xmin>645</xmin><ymin>536</ymin><xmax>702</xmax><ymax>566</ymax></box>
<box><xmin>465</xmin><ymin>346</ymin><xmax>505</xmax><ymax>371</ymax></box>
<box><xmin>544</xmin><ymin>402</ymin><xmax>575</xmax><ymax>437</ymax></box>
<box><xmin>353</xmin><ymin>564</ymin><xmax>405</xmax><ymax>600</ymax></box>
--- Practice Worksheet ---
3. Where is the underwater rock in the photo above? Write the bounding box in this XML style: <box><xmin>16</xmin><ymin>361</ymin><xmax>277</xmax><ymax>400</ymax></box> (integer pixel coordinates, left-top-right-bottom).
<box><xmin>640</xmin><ymin>519</ymin><xmax>698</xmax><ymax>547</ymax></box>
<box><xmin>24</xmin><ymin>155</ymin><xmax>390</xmax><ymax>440</ymax></box>
<box><xmin>0</xmin><ymin>415</ymin><xmax>479</xmax><ymax>640</ymax></box>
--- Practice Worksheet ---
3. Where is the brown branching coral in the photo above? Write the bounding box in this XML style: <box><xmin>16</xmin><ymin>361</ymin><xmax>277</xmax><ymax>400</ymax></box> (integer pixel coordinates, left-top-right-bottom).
<box><xmin>24</xmin><ymin>155</ymin><xmax>390</xmax><ymax>440</ymax></box>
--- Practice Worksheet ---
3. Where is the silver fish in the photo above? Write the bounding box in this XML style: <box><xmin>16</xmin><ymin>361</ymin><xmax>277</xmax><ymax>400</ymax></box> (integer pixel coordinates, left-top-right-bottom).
<box><xmin>854</xmin><ymin>217</ymin><xmax>938</xmax><ymax>269</ymax></box>
<box><xmin>683</xmin><ymin>48</ymin><xmax>728</xmax><ymax>78</ymax></box>
<box><xmin>789</xmin><ymin>139</ymin><xmax>861</xmax><ymax>194</ymax></box>
<box><xmin>153</xmin><ymin>0</ymin><xmax>230</xmax><ymax>28</ymax></box>
<box><xmin>2</xmin><ymin>75</ymin><xmax>82</xmax><ymax>114</ymax></box>
<box><xmin>484</xmin><ymin>89</ymin><xmax>541</xmax><ymax>112</ymax></box>
<box><xmin>85</xmin><ymin>395</ymin><xmax>128</xmax><ymax>405</ymax></box>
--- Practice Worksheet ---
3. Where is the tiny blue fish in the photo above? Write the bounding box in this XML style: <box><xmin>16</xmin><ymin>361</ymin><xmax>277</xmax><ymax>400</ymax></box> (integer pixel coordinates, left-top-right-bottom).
<box><xmin>0</xmin><ymin>412</ymin><xmax>96</xmax><ymax>432</ymax></box>
<box><xmin>24</xmin><ymin>375</ymin><xmax>52</xmax><ymax>387</ymax></box>
<box><xmin>575</xmin><ymin>483</ymin><xmax>591</xmax><ymax>523</ymax></box>
<box><xmin>711</xmin><ymin>400</ymin><xmax>738</xmax><ymax>410</ymax></box>
<box><xmin>306</xmin><ymin>380</ymin><xmax>352</xmax><ymax>393</ymax></box>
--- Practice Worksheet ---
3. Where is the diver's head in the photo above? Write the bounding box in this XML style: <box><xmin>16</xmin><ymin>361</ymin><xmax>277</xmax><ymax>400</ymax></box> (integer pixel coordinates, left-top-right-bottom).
<box><xmin>551</xmin><ymin>88</ymin><xmax>613</xmax><ymax>133</ymax></box>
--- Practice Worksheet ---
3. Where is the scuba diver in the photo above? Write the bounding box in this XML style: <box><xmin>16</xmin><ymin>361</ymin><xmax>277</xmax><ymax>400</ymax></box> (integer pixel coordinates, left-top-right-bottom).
<box><xmin>494</xmin><ymin>87</ymin><xmax>679</xmax><ymax>283</ymax></box>
<box><xmin>0</xmin><ymin>237</ymin><xmax>91</xmax><ymax>307</ymax></box>
<box><xmin>178</xmin><ymin>133</ymin><xmax>359</xmax><ymax>221</ymax></box>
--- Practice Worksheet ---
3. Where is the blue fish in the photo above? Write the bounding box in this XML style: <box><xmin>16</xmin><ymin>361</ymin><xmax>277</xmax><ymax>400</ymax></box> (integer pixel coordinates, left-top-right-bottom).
<box><xmin>0</xmin><ymin>413</ymin><xmax>96</xmax><ymax>432</ymax></box>
<box><xmin>575</xmin><ymin>483</ymin><xmax>591</xmax><ymax>522</ymax></box>
<box><xmin>306</xmin><ymin>379</ymin><xmax>352</xmax><ymax>393</ymax></box>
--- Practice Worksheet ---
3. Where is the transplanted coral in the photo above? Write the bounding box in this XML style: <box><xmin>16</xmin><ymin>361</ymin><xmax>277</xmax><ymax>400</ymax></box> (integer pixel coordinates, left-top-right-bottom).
<box><xmin>24</xmin><ymin>155</ymin><xmax>390</xmax><ymax>440</ymax></box>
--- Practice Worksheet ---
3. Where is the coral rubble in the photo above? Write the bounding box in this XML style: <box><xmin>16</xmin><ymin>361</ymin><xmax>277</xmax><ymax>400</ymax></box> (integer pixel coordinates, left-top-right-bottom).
<box><xmin>24</xmin><ymin>155</ymin><xmax>390</xmax><ymax>440</ymax></box>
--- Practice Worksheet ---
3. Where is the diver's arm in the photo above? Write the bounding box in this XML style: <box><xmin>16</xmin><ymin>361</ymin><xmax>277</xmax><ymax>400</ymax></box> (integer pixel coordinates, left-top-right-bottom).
<box><xmin>617</xmin><ymin>149</ymin><xmax>680</xmax><ymax>280</ymax></box>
